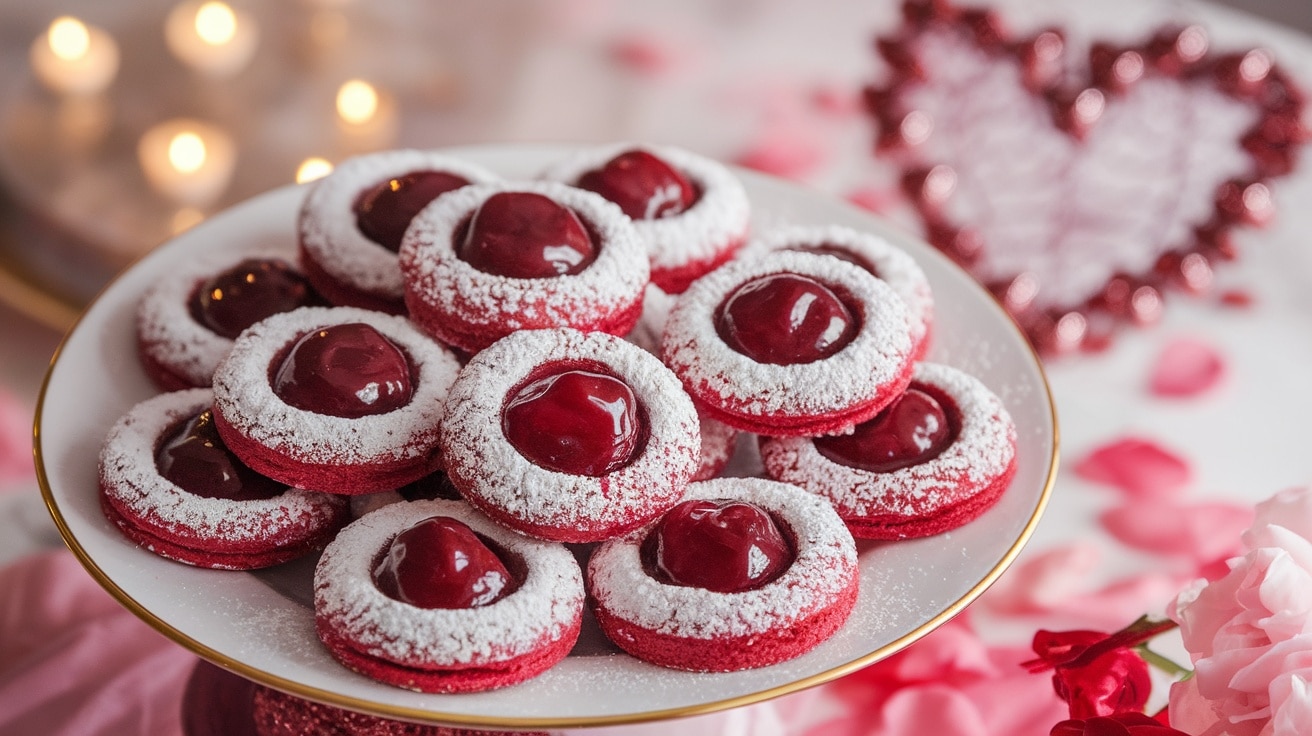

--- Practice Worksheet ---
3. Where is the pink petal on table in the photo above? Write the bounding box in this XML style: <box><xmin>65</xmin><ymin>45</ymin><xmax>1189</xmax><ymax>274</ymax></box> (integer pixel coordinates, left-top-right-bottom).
<box><xmin>846</xmin><ymin>185</ymin><xmax>899</xmax><ymax>214</ymax></box>
<box><xmin>1149</xmin><ymin>338</ymin><xmax>1227</xmax><ymax>398</ymax></box>
<box><xmin>1050</xmin><ymin>573</ymin><xmax>1196</xmax><ymax>631</ymax></box>
<box><xmin>1100</xmin><ymin>500</ymin><xmax>1253</xmax><ymax>563</ymax></box>
<box><xmin>734</xmin><ymin>129</ymin><xmax>827</xmax><ymax>180</ymax></box>
<box><xmin>811</xmin><ymin>84</ymin><xmax>863</xmax><ymax>117</ymax></box>
<box><xmin>1073</xmin><ymin>437</ymin><xmax>1192</xmax><ymax>499</ymax></box>
<box><xmin>608</xmin><ymin>33</ymin><xmax>692</xmax><ymax>76</ymax></box>
<box><xmin>978</xmin><ymin>542</ymin><xmax>1103</xmax><ymax>615</ymax></box>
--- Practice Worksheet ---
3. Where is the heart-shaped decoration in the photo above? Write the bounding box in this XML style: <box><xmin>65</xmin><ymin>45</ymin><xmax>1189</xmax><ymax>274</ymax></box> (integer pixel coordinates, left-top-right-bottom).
<box><xmin>865</xmin><ymin>0</ymin><xmax>1307</xmax><ymax>355</ymax></box>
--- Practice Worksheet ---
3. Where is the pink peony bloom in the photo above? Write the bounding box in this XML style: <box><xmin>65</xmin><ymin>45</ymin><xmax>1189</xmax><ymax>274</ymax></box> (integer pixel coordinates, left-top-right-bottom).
<box><xmin>1169</xmin><ymin>486</ymin><xmax>1312</xmax><ymax>736</ymax></box>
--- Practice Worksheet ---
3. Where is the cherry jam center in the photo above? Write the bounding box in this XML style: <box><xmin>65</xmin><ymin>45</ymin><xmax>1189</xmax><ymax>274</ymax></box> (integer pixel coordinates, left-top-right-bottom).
<box><xmin>354</xmin><ymin>170</ymin><xmax>471</xmax><ymax>252</ymax></box>
<box><xmin>502</xmin><ymin>368</ymin><xmax>645</xmax><ymax>477</ymax></box>
<box><xmin>576</xmin><ymin>149</ymin><xmax>698</xmax><ymax>220</ymax></box>
<box><xmin>643</xmin><ymin>499</ymin><xmax>793</xmax><ymax>593</ymax></box>
<box><xmin>715</xmin><ymin>273</ymin><xmax>859</xmax><ymax>364</ymax></box>
<box><xmin>272</xmin><ymin>323</ymin><xmax>413</xmax><ymax>419</ymax></box>
<box><xmin>188</xmin><ymin>258</ymin><xmax>318</xmax><ymax>340</ymax></box>
<box><xmin>372</xmin><ymin>516</ymin><xmax>513</xmax><ymax>609</ymax></box>
<box><xmin>814</xmin><ymin>387</ymin><xmax>957</xmax><ymax>473</ymax></box>
<box><xmin>155</xmin><ymin>409</ymin><xmax>284</xmax><ymax>501</ymax></box>
<box><xmin>456</xmin><ymin>191</ymin><xmax>597</xmax><ymax>278</ymax></box>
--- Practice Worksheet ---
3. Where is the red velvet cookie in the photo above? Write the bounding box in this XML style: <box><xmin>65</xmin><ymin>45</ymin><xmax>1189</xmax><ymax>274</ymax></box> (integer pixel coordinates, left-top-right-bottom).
<box><xmin>748</xmin><ymin>224</ymin><xmax>935</xmax><ymax>359</ymax></box>
<box><xmin>662</xmin><ymin>250</ymin><xmax>916</xmax><ymax>437</ymax></box>
<box><xmin>99</xmin><ymin>389</ymin><xmax>349</xmax><ymax>569</ymax></box>
<box><xmin>441</xmin><ymin>328</ymin><xmax>699</xmax><ymax>543</ymax></box>
<box><xmin>298</xmin><ymin>150</ymin><xmax>497</xmax><ymax>313</ymax></box>
<box><xmin>211</xmin><ymin>306</ymin><xmax>461</xmax><ymax>495</ymax></box>
<box><xmin>759</xmin><ymin>362</ymin><xmax>1017</xmax><ymax>540</ymax></box>
<box><xmin>136</xmin><ymin>253</ymin><xmax>320</xmax><ymax>391</ymax></box>
<box><xmin>313</xmin><ymin>499</ymin><xmax>584</xmax><ymax>693</ymax></box>
<box><xmin>398</xmin><ymin>181</ymin><xmax>649</xmax><ymax>353</ymax></box>
<box><xmin>542</xmin><ymin>144</ymin><xmax>751</xmax><ymax>293</ymax></box>
<box><xmin>588</xmin><ymin>477</ymin><xmax>858</xmax><ymax>672</ymax></box>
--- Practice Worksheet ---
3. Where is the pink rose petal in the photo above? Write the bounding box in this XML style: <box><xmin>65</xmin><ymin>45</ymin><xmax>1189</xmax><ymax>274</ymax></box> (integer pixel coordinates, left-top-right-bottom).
<box><xmin>1150</xmin><ymin>338</ymin><xmax>1227</xmax><ymax>398</ymax></box>
<box><xmin>1073</xmin><ymin>437</ymin><xmax>1192</xmax><ymax>499</ymax></box>
<box><xmin>979</xmin><ymin>543</ymin><xmax>1103</xmax><ymax>615</ymax></box>
<box><xmin>734</xmin><ymin>129</ymin><xmax>827</xmax><ymax>180</ymax></box>
<box><xmin>0</xmin><ymin>389</ymin><xmax>33</xmax><ymax>492</ymax></box>
<box><xmin>846</xmin><ymin>185</ymin><xmax>899</xmax><ymax>214</ymax></box>
<box><xmin>608</xmin><ymin>34</ymin><xmax>694</xmax><ymax>76</ymax></box>
<box><xmin>1101</xmin><ymin>500</ymin><xmax>1253</xmax><ymax>563</ymax></box>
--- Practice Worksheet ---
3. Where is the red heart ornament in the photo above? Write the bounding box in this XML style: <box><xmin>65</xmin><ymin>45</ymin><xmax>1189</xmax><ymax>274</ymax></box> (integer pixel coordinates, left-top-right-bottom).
<box><xmin>865</xmin><ymin>0</ymin><xmax>1307</xmax><ymax>355</ymax></box>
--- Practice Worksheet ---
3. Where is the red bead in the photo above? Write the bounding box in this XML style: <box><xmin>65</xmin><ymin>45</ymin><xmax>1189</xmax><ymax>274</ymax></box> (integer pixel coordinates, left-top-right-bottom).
<box><xmin>814</xmin><ymin>387</ymin><xmax>956</xmax><ymax>473</ymax></box>
<box><xmin>355</xmin><ymin>170</ymin><xmax>471</xmax><ymax>252</ymax></box>
<box><xmin>155</xmin><ymin>409</ymin><xmax>283</xmax><ymax>501</ymax></box>
<box><xmin>457</xmin><ymin>192</ymin><xmax>597</xmax><ymax>278</ymax></box>
<box><xmin>189</xmin><ymin>258</ymin><xmax>317</xmax><ymax>340</ymax></box>
<box><xmin>372</xmin><ymin>516</ymin><xmax>513</xmax><ymax>609</ymax></box>
<box><xmin>272</xmin><ymin>323</ymin><xmax>413</xmax><ymax>418</ymax></box>
<box><xmin>576</xmin><ymin>150</ymin><xmax>697</xmax><ymax>221</ymax></box>
<box><xmin>502</xmin><ymin>369</ymin><xmax>645</xmax><ymax>477</ymax></box>
<box><xmin>645</xmin><ymin>499</ymin><xmax>792</xmax><ymax>593</ymax></box>
<box><xmin>715</xmin><ymin>273</ymin><xmax>858</xmax><ymax>365</ymax></box>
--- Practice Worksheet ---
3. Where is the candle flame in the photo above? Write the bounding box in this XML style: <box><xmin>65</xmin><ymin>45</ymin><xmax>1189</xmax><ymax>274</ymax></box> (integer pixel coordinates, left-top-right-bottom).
<box><xmin>168</xmin><ymin>132</ymin><xmax>207</xmax><ymax>174</ymax></box>
<box><xmin>194</xmin><ymin>2</ymin><xmax>237</xmax><ymax>46</ymax></box>
<box><xmin>296</xmin><ymin>157</ymin><xmax>333</xmax><ymax>183</ymax></box>
<box><xmin>48</xmin><ymin>17</ymin><xmax>91</xmax><ymax>62</ymax></box>
<box><xmin>336</xmin><ymin>80</ymin><xmax>378</xmax><ymax>125</ymax></box>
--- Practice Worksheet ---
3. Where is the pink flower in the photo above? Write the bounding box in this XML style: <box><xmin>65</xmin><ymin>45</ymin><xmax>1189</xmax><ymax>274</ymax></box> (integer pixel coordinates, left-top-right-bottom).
<box><xmin>1169</xmin><ymin>486</ymin><xmax>1312</xmax><ymax>736</ymax></box>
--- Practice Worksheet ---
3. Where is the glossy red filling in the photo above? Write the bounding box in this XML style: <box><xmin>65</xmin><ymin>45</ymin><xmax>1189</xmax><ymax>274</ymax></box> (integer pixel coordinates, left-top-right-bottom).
<box><xmin>272</xmin><ymin>323</ymin><xmax>413</xmax><ymax>418</ymax></box>
<box><xmin>371</xmin><ymin>516</ymin><xmax>516</xmax><ymax>609</ymax></box>
<box><xmin>188</xmin><ymin>258</ymin><xmax>318</xmax><ymax>340</ymax></box>
<box><xmin>814</xmin><ymin>386</ymin><xmax>959</xmax><ymax>473</ymax></box>
<box><xmin>501</xmin><ymin>367</ymin><xmax>647</xmax><ymax>477</ymax></box>
<box><xmin>576</xmin><ymin>149</ymin><xmax>698</xmax><ymax>220</ymax></box>
<box><xmin>456</xmin><ymin>191</ymin><xmax>598</xmax><ymax>278</ymax></box>
<box><xmin>642</xmin><ymin>499</ymin><xmax>793</xmax><ymax>593</ymax></box>
<box><xmin>354</xmin><ymin>170</ymin><xmax>471</xmax><ymax>252</ymax></box>
<box><xmin>715</xmin><ymin>273</ymin><xmax>859</xmax><ymax>365</ymax></box>
<box><xmin>155</xmin><ymin>408</ymin><xmax>284</xmax><ymax>501</ymax></box>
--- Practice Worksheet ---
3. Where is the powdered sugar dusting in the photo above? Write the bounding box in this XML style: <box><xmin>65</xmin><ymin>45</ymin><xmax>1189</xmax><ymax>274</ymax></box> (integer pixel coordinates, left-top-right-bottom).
<box><xmin>212</xmin><ymin>306</ymin><xmax>460</xmax><ymax>465</ymax></box>
<box><xmin>744</xmin><ymin>224</ymin><xmax>934</xmax><ymax>354</ymax></box>
<box><xmin>662</xmin><ymin>250</ymin><xmax>914</xmax><ymax>425</ymax></box>
<box><xmin>314</xmin><ymin>499</ymin><xmax>583</xmax><ymax>667</ymax></box>
<box><xmin>440</xmin><ymin>328</ymin><xmax>700</xmax><ymax>541</ymax></box>
<box><xmin>298</xmin><ymin>150</ymin><xmax>498</xmax><ymax>299</ymax></box>
<box><xmin>760</xmin><ymin>362</ymin><xmax>1016</xmax><ymax>520</ymax></box>
<box><xmin>588</xmin><ymin>477</ymin><xmax>857</xmax><ymax>638</ymax></box>
<box><xmin>136</xmin><ymin>248</ymin><xmax>299</xmax><ymax>389</ymax></box>
<box><xmin>99</xmin><ymin>388</ymin><xmax>346</xmax><ymax>544</ymax></box>
<box><xmin>399</xmin><ymin>181</ymin><xmax>649</xmax><ymax>352</ymax></box>
<box><xmin>540</xmin><ymin>143</ymin><xmax>751</xmax><ymax>285</ymax></box>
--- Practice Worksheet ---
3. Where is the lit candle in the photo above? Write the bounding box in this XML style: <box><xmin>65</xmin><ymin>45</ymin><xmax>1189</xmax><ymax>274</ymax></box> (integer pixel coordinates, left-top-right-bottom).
<box><xmin>29</xmin><ymin>16</ymin><xmax>120</xmax><ymax>96</ymax></box>
<box><xmin>296</xmin><ymin>157</ymin><xmax>333</xmax><ymax>183</ymax></box>
<box><xmin>165</xmin><ymin>0</ymin><xmax>259</xmax><ymax>78</ymax></box>
<box><xmin>335</xmin><ymin>79</ymin><xmax>398</xmax><ymax>149</ymax></box>
<box><xmin>138</xmin><ymin>119</ymin><xmax>236</xmax><ymax>207</ymax></box>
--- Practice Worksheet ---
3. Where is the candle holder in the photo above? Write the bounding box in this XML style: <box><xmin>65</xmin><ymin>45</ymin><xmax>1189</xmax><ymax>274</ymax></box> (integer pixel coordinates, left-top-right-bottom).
<box><xmin>0</xmin><ymin>0</ymin><xmax>544</xmax><ymax>328</ymax></box>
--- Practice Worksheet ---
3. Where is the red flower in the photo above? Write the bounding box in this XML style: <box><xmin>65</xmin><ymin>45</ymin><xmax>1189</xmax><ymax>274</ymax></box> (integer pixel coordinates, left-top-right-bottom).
<box><xmin>1026</xmin><ymin>628</ymin><xmax>1151</xmax><ymax>718</ymax></box>
<box><xmin>1050</xmin><ymin>712</ymin><xmax>1190</xmax><ymax>736</ymax></box>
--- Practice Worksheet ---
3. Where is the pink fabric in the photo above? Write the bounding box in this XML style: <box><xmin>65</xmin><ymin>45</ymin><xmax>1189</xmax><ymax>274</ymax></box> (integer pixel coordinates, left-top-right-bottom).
<box><xmin>1073</xmin><ymin>438</ymin><xmax>1192</xmax><ymax>500</ymax></box>
<box><xmin>1148</xmin><ymin>338</ymin><xmax>1227</xmax><ymax>398</ymax></box>
<box><xmin>0</xmin><ymin>389</ymin><xmax>33</xmax><ymax>492</ymax></box>
<box><xmin>0</xmin><ymin>550</ymin><xmax>194</xmax><ymax>736</ymax></box>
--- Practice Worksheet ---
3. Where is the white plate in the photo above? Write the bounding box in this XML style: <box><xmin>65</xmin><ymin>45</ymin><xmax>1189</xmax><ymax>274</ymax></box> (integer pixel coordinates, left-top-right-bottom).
<box><xmin>35</xmin><ymin>144</ymin><xmax>1057</xmax><ymax>729</ymax></box>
